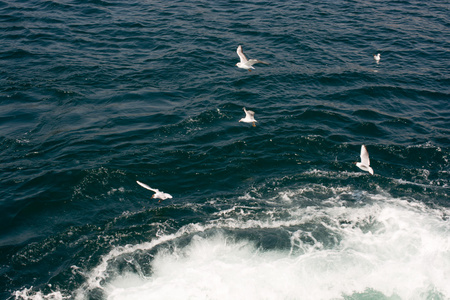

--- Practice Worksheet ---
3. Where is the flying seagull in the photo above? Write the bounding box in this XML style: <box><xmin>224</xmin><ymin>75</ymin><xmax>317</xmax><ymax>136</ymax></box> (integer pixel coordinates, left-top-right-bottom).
<box><xmin>239</xmin><ymin>107</ymin><xmax>257</xmax><ymax>127</ymax></box>
<box><xmin>136</xmin><ymin>181</ymin><xmax>172</xmax><ymax>202</ymax></box>
<box><xmin>374</xmin><ymin>53</ymin><xmax>381</xmax><ymax>64</ymax></box>
<box><xmin>355</xmin><ymin>145</ymin><xmax>374</xmax><ymax>175</ymax></box>
<box><xmin>236</xmin><ymin>45</ymin><xmax>269</xmax><ymax>71</ymax></box>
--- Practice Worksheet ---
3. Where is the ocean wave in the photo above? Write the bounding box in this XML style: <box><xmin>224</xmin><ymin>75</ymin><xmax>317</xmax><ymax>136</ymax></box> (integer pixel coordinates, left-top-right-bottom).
<box><xmin>13</xmin><ymin>189</ymin><xmax>447</xmax><ymax>300</ymax></box>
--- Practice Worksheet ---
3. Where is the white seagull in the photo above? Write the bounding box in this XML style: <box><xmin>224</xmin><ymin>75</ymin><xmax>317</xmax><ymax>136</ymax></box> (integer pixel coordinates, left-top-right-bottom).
<box><xmin>136</xmin><ymin>181</ymin><xmax>172</xmax><ymax>202</ymax></box>
<box><xmin>355</xmin><ymin>145</ymin><xmax>374</xmax><ymax>175</ymax></box>
<box><xmin>239</xmin><ymin>107</ymin><xmax>257</xmax><ymax>127</ymax></box>
<box><xmin>374</xmin><ymin>53</ymin><xmax>381</xmax><ymax>64</ymax></box>
<box><xmin>236</xmin><ymin>45</ymin><xmax>269</xmax><ymax>71</ymax></box>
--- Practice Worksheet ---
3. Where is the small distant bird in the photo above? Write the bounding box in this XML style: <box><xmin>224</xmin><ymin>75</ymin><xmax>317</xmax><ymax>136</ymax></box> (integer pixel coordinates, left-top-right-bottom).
<box><xmin>239</xmin><ymin>107</ymin><xmax>257</xmax><ymax>127</ymax></box>
<box><xmin>136</xmin><ymin>181</ymin><xmax>172</xmax><ymax>202</ymax></box>
<box><xmin>354</xmin><ymin>145</ymin><xmax>374</xmax><ymax>175</ymax></box>
<box><xmin>374</xmin><ymin>53</ymin><xmax>381</xmax><ymax>64</ymax></box>
<box><xmin>236</xmin><ymin>45</ymin><xmax>269</xmax><ymax>71</ymax></box>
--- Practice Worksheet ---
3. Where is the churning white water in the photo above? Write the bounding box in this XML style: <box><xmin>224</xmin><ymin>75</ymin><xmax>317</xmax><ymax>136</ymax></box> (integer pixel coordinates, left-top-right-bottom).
<box><xmin>95</xmin><ymin>192</ymin><xmax>450</xmax><ymax>300</ymax></box>
<box><xmin>14</xmin><ymin>186</ymin><xmax>450</xmax><ymax>300</ymax></box>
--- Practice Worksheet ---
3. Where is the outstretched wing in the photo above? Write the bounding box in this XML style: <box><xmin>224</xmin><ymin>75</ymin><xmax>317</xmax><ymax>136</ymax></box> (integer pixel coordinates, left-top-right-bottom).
<box><xmin>137</xmin><ymin>181</ymin><xmax>158</xmax><ymax>193</ymax></box>
<box><xmin>247</xmin><ymin>58</ymin><xmax>269</xmax><ymax>66</ymax></box>
<box><xmin>237</xmin><ymin>45</ymin><xmax>248</xmax><ymax>64</ymax></box>
<box><xmin>244</xmin><ymin>107</ymin><xmax>255</xmax><ymax>118</ymax></box>
<box><xmin>360</xmin><ymin>145</ymin><xmax>370</xmax><ymax>166</ymax></box>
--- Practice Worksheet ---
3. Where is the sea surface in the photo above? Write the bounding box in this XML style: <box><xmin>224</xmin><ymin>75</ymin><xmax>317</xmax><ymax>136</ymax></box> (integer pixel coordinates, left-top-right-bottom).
<box><xmin>1</xmin><ymin>0</ymin><xmax>449</xmax><ymax>299</ymax></box>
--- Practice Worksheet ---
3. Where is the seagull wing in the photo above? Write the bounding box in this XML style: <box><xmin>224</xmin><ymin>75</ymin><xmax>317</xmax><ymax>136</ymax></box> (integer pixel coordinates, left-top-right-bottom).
<box><xmin>237</xmin><ymin>45</ymin><xmax>248</xmax><ymax>64</ymax></box>
<box><xmin>360</xmin><ymin>145</ymin><xmax>370</xmax><ymax>166</ymax></box>
<box><xmin>247</xmin><ymin>59</ymin><xmax>269</xmax><ymax>66</ymax></box>
<box><xmin>137</xmin><ymin>181</ymin><xmax>158</xmax><ymax>193</ymax></box>
<box><xmin>243</xmin><ymin>107</ymin><xmax>255</xmax><ymax>118</ymax></box>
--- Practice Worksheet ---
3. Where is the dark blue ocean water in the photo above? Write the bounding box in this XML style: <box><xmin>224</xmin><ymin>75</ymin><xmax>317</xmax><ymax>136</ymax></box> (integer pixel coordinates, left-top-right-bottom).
<box><xmin>1</xmin><ymin>0</ymin><xmax>449</xmax><ymax>299</ymax></box>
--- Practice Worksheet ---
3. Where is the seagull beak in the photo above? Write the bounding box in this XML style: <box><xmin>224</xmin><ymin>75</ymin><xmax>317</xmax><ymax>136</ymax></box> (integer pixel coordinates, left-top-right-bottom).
<box><xmin>252</xmin><ymin>122</ymin><xmax>256</xmax><ymax>127</ymax></box>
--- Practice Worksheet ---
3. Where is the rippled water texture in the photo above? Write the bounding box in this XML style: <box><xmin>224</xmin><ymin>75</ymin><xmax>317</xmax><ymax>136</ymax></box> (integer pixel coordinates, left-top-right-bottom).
<box><xmin>1</xmin><ymin>0</ymin><xmax>449</xmax><ymax>299</ymax></box>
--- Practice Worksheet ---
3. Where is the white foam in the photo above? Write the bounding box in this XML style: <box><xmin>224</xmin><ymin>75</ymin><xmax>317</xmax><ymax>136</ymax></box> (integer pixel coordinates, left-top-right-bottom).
<box><xmin>97</xmin><ymin>194</ymin><xmax>450</xmax><ymax>300</ymax></box>
<box><xmin>16</xmin><ymin>190</ymin><xmax>450</xmax><ymax>300</ymax></box>
<box><xmin>107</xmin><ymin>187</ymin><xmax>125</xmax><ymax>195</ymax></box>
<box><xmin>13</xmin><ymin>287</ymin><xmax>67</xmax><ymax>300</ymax></box>
<box><xmin>301</xmin><ymin>169</ymin><xmax>369</xmax><ymax>179</ymax></box>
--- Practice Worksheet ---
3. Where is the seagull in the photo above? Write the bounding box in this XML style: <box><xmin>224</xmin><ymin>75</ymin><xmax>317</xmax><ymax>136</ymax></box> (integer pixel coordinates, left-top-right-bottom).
<box><xmin>236</xmin><ymin>45</ymin><xmax>269</xmax><ymax>71</ymax></box>
<box><xmin>239</xmin><ymin>107</ymin><xmax>257</xmax><ymax>127</ymax></box>
<box><xmin>354</xmin><ymin>145</ymin><xmax>374</xmax><ymax>175</ymax></box>
<box><xmin>374</xmin><ymin>53</ymin><xmax>380</xmax><ymax>64</ymax></box>
<box><xmin>136</xmin><ymin>181</ymin><xmax>172</xmax><ymax>202</ymax></box>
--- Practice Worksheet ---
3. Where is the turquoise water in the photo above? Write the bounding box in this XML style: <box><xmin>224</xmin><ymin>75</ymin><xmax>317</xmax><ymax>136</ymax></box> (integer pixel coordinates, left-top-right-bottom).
<box><xmin>1</xmin><ymin>0</ymin><xmax>449</xmax><ymax>299</ymax></box>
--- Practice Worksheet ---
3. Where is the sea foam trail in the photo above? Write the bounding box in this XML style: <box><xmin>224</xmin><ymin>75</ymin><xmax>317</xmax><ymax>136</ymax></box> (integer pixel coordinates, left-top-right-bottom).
<box><xmin>77</xmin><ymin>193</ymin><xmax>450</xmax><ymax>300</ymax></box>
